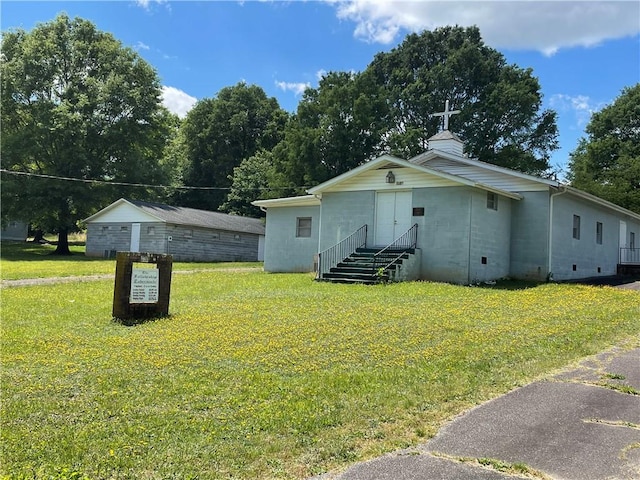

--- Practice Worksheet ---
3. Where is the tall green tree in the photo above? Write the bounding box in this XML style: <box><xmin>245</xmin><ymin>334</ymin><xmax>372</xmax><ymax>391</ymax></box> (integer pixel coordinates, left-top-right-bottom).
<box><xmin>1</xmin><ymin>14</ymin><xmax>176</xmax><ymax>254</ymax></box>
<box><xmin>220</xmin><ymin>150</ymin><xmax>275</xmax><ymax>217</ymax></box>
<box><xmin>271</xmin><ymin>70</ymin><xmax>389</xmax><ymax>193</ymax></box>
<box><xmin>367</xmin><ymin>26</ymin><xmax>558</xmax><ymax>174</ymax></box>
<box><xmin>568</xmin><ymin>84</ymin><xmax>640</xmax><ymax>213</ymax></box>
<box><xmin>176</xmin><ymin>82</ymin><xmax>288</xmax><ymax>211</ymax></box>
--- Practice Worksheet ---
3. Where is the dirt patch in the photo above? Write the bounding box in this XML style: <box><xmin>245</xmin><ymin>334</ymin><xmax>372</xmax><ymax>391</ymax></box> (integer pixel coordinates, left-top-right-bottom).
<box><xmin>0</xmin><ymin>267</ymin><xmax>262</xmax><ymax>288</ymax></box>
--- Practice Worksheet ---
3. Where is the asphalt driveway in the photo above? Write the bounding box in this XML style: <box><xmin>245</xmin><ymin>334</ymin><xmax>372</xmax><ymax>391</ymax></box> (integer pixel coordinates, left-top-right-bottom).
<box><xmin>317</xmin><ymin>345</ymin><xmax>640</xmax><ymax>480</ymax></box>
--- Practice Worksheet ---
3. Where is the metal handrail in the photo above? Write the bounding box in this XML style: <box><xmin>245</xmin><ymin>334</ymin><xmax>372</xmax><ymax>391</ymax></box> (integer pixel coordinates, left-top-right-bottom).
<box><xmin>317</xmin><ymin>225</ymin><xmax>368</xmax><ymax>279</ymax></box>
<box><xmin>619</xmin><ymin>247</ymin><xmax>640</xmax><ymax>264</ymax></box>
<box><xmin>372</xmin><ymin>224</ymin><xmax>418</xmax><ymax>279</ymax></box>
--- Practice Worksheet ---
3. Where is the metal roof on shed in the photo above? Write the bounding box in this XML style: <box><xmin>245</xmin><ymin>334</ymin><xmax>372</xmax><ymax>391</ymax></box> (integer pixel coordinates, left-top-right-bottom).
<box><xmin>85</xmin><ymin>199</ymin><xmax>265</xmax><ymax>235</ymax></box>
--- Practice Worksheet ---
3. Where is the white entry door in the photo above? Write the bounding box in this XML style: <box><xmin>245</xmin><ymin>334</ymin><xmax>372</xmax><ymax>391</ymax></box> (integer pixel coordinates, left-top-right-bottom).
<box><xmin>130</xmin><ymin>223</ymin><xmax>141</xmax><ymax>252</ymax></box>
<box><xmin>375</xmin><ymin>191</ymin><xmax>412</xmax><ymax>246</ymax></box>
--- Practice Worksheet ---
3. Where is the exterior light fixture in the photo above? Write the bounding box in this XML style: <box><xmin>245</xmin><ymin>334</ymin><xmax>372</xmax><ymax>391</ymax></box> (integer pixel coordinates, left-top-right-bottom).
<box><xmin>386</xmin><ymin>171</ymin><xmax>395</xmax><ymax>184</ymax></box>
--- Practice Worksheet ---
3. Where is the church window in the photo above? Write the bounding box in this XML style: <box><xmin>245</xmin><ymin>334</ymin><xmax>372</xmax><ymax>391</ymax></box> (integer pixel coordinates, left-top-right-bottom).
<box><xmin>573</xmin><ymin>215</ymin><xmax>581</xmax><ymax>240</ymax></box>
<box><xmin>486</xmin><ymin>192</ymin><xmax>498</xmax><ymax>210</ymax></box>
<box><xmin>296</xmin><ymin>217</ymin><xmax>312</xmax><ymax>238</ymax></box>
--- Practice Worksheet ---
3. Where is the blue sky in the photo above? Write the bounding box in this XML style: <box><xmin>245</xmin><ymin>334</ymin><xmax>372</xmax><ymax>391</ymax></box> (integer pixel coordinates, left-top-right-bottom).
<box><xmin>2</xmin><ymin>1</ymin><xmax>639</xmax><ymax>176</ymax></box>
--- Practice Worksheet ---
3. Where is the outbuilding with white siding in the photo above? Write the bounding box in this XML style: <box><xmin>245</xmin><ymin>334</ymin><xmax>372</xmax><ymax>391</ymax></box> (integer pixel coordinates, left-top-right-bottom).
<box><xmin>84</xmin><ymin>199</ymin><xmax>265</xmax><ymax>262</ymax></box>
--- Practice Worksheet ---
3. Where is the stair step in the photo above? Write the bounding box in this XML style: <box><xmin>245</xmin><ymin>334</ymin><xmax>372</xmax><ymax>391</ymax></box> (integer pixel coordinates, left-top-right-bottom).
<box><xmin>350</xmin><ymin>252</ymin><xmax>409</xmax><ymax>261</ymax></box>
<box><xmin>357</xmin><ymin>248</ymin><xmax>415</xmax><ymax>255</ymax></box>
<box><xmin>357</xmin><ymin>247</ymin><xmax>409</xmax><ymax>253</ymax></box>
<box><xmin>335</xmin><ymin>263</ymin><xmax>399</xmax><ymax>272</ymax></box>
<box><xmin>332</xmin><ymin>267</ymin><xmax>376</xmax><ymax>275</ymax></box>
<box><xmin>321</xmin><ymin>277</ymin><xmax>380</xmax><ymax>285</ymax></box>
<box><xmin>323</xmin><ymin>272</ymin><xmax>382</xmax><ymax>281</ymax></box>
<box><xmin>320</xmin><ymin>245</ymin><xmax>415</xmax><ymax>284</ymax></box>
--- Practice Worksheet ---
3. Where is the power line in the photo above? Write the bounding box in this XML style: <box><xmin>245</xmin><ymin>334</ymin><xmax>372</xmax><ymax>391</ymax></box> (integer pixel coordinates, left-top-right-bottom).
<box><xmin>0</xmin><ymin>168</ymin><xmax>226</xmax><ymax>190</ymax></box>
<box><xmin>0</xmin><ymin>169</ymin><xmax>309</xmax><ymax>191</ymax></box>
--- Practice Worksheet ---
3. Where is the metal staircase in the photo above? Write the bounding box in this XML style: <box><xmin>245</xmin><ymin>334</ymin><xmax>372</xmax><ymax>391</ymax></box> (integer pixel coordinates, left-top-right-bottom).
<box><xmin>317</xmin><ymin>224</ymin><xmax>418</xmax><ymax>284</ymax></box>
<box><xmin>321</xmin><ymin>247</ymin><xmax>414</xmax><ymax>284</ymax></box>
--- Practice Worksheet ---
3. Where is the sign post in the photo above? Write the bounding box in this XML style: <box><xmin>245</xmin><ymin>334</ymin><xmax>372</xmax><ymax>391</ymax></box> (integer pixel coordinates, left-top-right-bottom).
<box><xmin>113</xmin><ymin>252</ymin><xmax>172</xmax><ymax>323</ymax></box>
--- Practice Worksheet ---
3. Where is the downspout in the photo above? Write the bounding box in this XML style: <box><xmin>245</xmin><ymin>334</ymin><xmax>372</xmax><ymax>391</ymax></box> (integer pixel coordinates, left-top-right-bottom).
<box><xmin>314</xmin><ymin>194</ymin><xmax>322</xmax><ymax>253</ymax></box>
<box><xmin>467</xmin><ymin>191</ymin><xmax>473</xmax><ymax>285</ymax></box>
<box><xmin>315</xmin><ymin>194</ymin><xmax>322</xmax><ymax>276</ymax></box>
<box><xmin>548</xmin><ymin>186</ymin><xmax>568</xmax><ymax>281</ymax></box>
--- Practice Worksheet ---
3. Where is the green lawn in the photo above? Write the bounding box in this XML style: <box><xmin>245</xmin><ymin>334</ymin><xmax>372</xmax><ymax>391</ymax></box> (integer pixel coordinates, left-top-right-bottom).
<box><xmin>0</xmin><ymin>242</ymin><xmax>261</xmax><ymax>280</ymax></box>
<box><xmin>1</xmin><ymin>249</ymin><xmax>639</xmax><ymax>479</ymax></box>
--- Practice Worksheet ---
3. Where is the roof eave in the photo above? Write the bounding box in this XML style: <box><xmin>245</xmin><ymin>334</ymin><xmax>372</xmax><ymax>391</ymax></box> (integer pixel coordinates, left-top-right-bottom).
<box><xmin>476</xmin><ymin>184</ymin><xmax>523</xmax><ymax>200</ymax></box>
<box><xmin>252</xmin><ymin>195</ymin><xmax>321</xmax><ymax>208</ymax></box>
<box><xmin>83</xmin><ymin>198</ymin><xmax>164</xmax><ymax>223</ymax></box>
<box><xmin>565</xmin><ymin>186</ymin><xmax>640</xmax><ymax>221</ymax></box>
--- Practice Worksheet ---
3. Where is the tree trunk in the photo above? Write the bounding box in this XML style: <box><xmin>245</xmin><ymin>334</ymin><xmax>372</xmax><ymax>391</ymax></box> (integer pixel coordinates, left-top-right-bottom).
<box><xmin>31</xmin><ymin>229</ymin><xmax>45</xmax><ymax>243</ymax></box>
<box><xmin>53</xmin><ymin>228</ymin><xmax>72</xmax><ymax>255</ymax></box>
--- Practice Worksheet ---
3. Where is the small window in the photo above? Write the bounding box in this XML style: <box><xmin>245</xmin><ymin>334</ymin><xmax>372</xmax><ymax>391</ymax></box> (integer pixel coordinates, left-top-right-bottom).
<box><xmin>596</xmin><ymin>222</ymin><xmax>603</xmax><ymax>245</ymax></box>
<box><xmin>147</xmin><ymin>226</ymin><xmax>155</xmax><ymax>235</ymax></box>
<box><xmin>486</xmin><ymin>192</ymin><xmax>498</xmax><ymax>210</ymax></box>
<box><xmin>234</xmin><ymin>234</ymin><xmax>241</xmax><ymax>241</ymax></box>
<box><xmin>184</xmin><ymin>229</ymin><xmax>193</xmax><ymax>238</ymax></box>
<box><xmin>481</xmin><ymin>256</ymin><xmax>487</xmax><ymax>265</ymax></box>
<box><xmin>212</xmin><ymin>233</ymin><xmax>220</xmax><ymax>240</ymax></box>
<box><xmin>572</xmin><ymin>215</ymin><xmax>580</xmax><ymax>240</ymax></box>
<box><xmin>296</xmin><ymin>217</ymin><xmax>312</xmax><ymax>238</ymax></box>
<box><xmin>412</xmin><ymin>207</ymin><xmax>425</xmax><ymax>216</ymax></box>
<box><xmin>120</xmin><ymin>226</ymin><xmax>128</xmax><ymax>232</ymax></box>
<box><xmin>102</xmin><ymin>226</ymin><xmax>109</xmax><ymax>233</ymax></box>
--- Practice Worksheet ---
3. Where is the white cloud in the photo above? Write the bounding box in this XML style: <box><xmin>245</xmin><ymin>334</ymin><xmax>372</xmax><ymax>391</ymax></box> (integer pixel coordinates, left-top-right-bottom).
<box><xmin>135</xmin><ymin>41</ymin><xmax>150</xmax><ymax>51</ymax></box>
<box><xmin>316</xmin><ymin>69</ymin><xmax>328</xmax><ymax>81</ymax></box>
<box><xmin>329</xmin><ymin>1</ymin><xmax>640</xmax><ymax>54</ymax></box>
<box><xmin>275</xmin><ymin>80</ymin><xmax>311</xmax><ymax>96</ymax></box>
<box><xmin>161</xmin><ymin>86</ymin><xmax>197</xmax><ymax>118</ymax></box>
<box><xmin>549</xmin><ymin>93</ymin><xmax>606</xmax><ymax>127</ymax></box>
<box><xmin>135</xmin><ymin>0</ymin><xmax>170</xmax><ymax>12</ymax></box>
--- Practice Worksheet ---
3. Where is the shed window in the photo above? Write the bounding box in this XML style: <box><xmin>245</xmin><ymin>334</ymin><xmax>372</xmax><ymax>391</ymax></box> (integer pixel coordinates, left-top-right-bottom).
<box><xmin>296</xmin><ymin>217</ymin><xmax>312</xmax><ymax>238</ymax></box>
<box><xmin>596</xmin><ymin>222</ymin><xmax>603</xmax><ymax>245</ymax></box>
<box><xmin>234</xmin><ymin>234</ymin><xmax>241</xmax><ymax>241</ymax></box>
<box><xmin>102</xmin><ymin>226</ymin><xmax>109</xmax><ymax>233</ymax></box>
<box><xmin>212</xmin><ymin>233</ymin><xmax>220</xmax><ymax>240</ymax></box>
<box><xmin>486</xmin><ymin>192</ymin><xmax>498</xmax><ymax>210</ymax></box>
<box><xmin>184</xmin><ymin>229</ymin><xmax>193</xmax><ymax>238</ymax></box>
<box><xmin>572</xmin><ymin>215</ymin><xmax>580</xmax><ymax>240</ymax></box>
<box><xmin>120</xmin><ymin>226</ymin><xmax>128</xmax><ymax>232</ymax></box>
<box><xmin>147</xmin><ymin>226</ymin><xmax>155</xmax><ymax>235</ymax></box>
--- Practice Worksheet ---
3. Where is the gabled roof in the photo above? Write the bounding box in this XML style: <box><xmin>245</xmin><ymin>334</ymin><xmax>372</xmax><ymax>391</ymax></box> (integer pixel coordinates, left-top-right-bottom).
<box><xmin>252</xmin><ymin>195</ymin><xmax>320</xmax><ymax>208</ymax></box>
<box><xmin>409</xmin><ymin>149</ymin><xmax>560</xmax><ymax>188</ymax></box>
<box><xmin>564</xmin><ymin>187</ymin><xmax>640</xmax><ymax>222</ymax></box>
<box><xmin>306</xmin><ymin>154</ymin><xmax>522</xmax><ymax>200</ymax></box>
<box><xmin>84</xmin><ymin>198</ymin><xmax>265</xmax><ymax>235</ymax></box>
<box><xmin>250</xmin><ymin>135</ymin><xmax>640</xmax><ymax>221</ymax></box>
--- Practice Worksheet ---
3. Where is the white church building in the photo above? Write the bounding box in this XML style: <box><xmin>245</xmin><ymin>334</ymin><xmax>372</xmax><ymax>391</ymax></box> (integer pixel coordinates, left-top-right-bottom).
<box><xmin>253</xmin><ymin>104</ymin><xmax>640</xmax><ymax>284</ymax></box>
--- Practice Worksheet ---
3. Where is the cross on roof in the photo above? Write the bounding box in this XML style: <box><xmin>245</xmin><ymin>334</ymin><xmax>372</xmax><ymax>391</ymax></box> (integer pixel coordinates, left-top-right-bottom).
<box><xmin>431</xmin><ymin>99</ymin><xmax>461</xmax><ymax>131</ymax></box>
